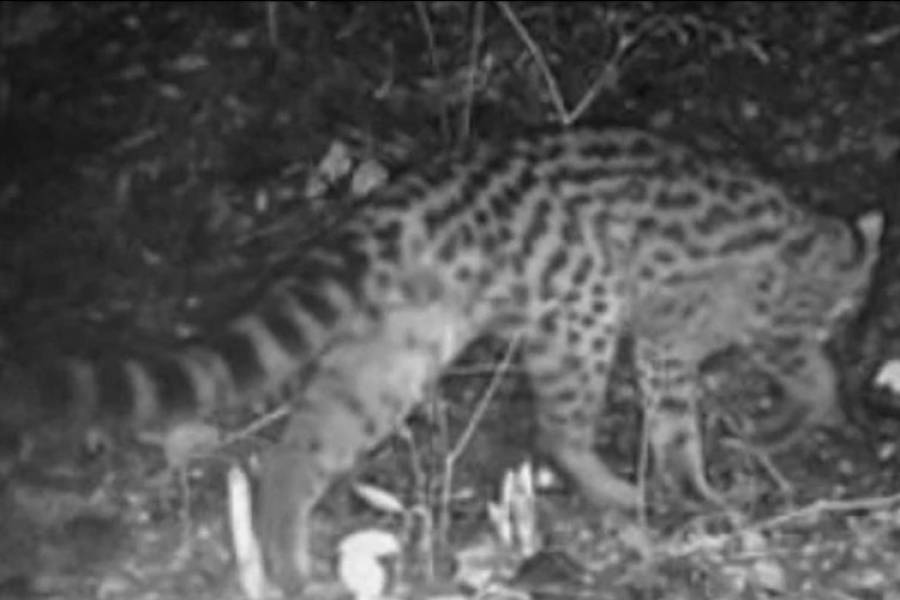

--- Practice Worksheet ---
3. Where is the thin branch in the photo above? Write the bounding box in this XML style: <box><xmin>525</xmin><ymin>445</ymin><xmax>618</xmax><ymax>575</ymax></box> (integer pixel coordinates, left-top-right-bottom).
<box><xmin>637</xmin><ymin>381</ymin><xmax>651</xmax><ymax>530</ymax></box>
<box><xmin>219</xmin><ymin>405</ymin><xmax>291</xmax><ymax>449</ymax></box>
<box><xmin>497</xmin><ymin>0</ymin><xmax>568</xmax><ymax>125</ymax></box>
<box><xmin>751</xmin><ymin>493</ymin><xmax>900</xmax><ymax>533</ymax></box>
<box><xmin>449</xmin><ymin>335</ymin><xmax>520</xmax><ymax>461</ymax></box>
<box><xmin>265</xmin><ymin>1</ymin><xmax>279</xmax><ymax>47</ymax></box>
<box><xmin>721</xmin><ymin>432</ymin><xmax>793</xmax><ymax>497</ymax></box>
<box><xmin>565</xmin><ymin>14</ymin><xmax>669</xmax><ymax>125</ymax></box>
<box><xmin>413</xmin><ymin>1</ymin><xmax>451</xmax><ymax>142</ymax></box>
<box><xmin>461</xmin><ymin>1</ymin><xmax>486</xmax><ymax>144</ymax></box>
<box><xmin>567</xmin><ymin>63</ymin><xmax>620</xmax><ymax>126</ymax></box>
<box><xmin>399</xmin><ymin>425</ymin><xmax>436</xmax><ymax>581</ymax></box>
<box><xmin>668</xmin><ymin>492</ymin><xmax>900</xmax><ymax>558</ymax></box>
<box><xmin>438</xmin><ymin>335</ymin><xmax>521</xmax><ymax>543</ymax></box>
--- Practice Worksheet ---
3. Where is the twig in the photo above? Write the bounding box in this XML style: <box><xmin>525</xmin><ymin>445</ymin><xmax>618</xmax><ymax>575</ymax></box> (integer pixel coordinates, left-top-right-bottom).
<box><xmin>637</xmin><ymin>382</ymin><xmax>651</xmax><ymax>530</ymax></box>
<box><xmin>497</xmin><ymin>1</ymin><xmax>567</xmax><ymax>124</ymax></box>
<box><xmin>461</xmin><ymin>1</ymin><xmax>486</xmax><ymax>144</ymax></box>
<box><xmin>449</xmin><ymin>336</ymin><xmax>520</xmax><ymax>463</ymax></box>
<box><xmin>265</xmin><ymin>1</ymin><xmax>279</xmax><ymax>47</ymax></box>
<box><xmin>861</xmin><ymin>23</ymin><xmax>900</xmax><ymax>48</ymax></box>
<box><xmin>668</xmin><ymin>492</ymin><xmax>900</xmax><ymax>558</ymax></box>
<box><xmin>750</xmin><ymin>493</ymin><xmax>900</xmax><ymax>533</ymax></box>
<box><xmin>565</xmin><ymin>14</ymin><xmax>673</xmax><ymax>124</ymax></box>
<box><xmin>178</xmin><ymin>467</ymin><xmax>193</xmax><ymax>557</ymax></box>
<box><xmin>721</xmin><ymin>432</ymin><xmax>793</xmax><ymax>497</ymax></box>
<box><xmin>399</xmin><ymin>425</ymin><xmax>436</xmax><ymax>581</ymax></box>
<box><xmin>566</xmin><ymin>64</ymin><xmax>620</xmax><ymax>126</ymax></box>
<box><xmin>219</xmin><ymin>405</ymin><xmax>292</xmax><ymax>449</ymax></box>
<box><xmin>636</xmin><ymin>349</ymin><xmax>666</xmax><ymax>530</ymax></box>
<box><xmin>499</xmin><ymin>9</ymin><xmax>759</xmax><ymax>126</ymax></box>
<box><xmin>414</xmin><ymin>1</ymin><xmax>451</xmax><ymax>143</ymax></box>
<box><xmin>438</xmin><ymin>335</ymin><xmax>521</xmax><ymax>543</ymax></box>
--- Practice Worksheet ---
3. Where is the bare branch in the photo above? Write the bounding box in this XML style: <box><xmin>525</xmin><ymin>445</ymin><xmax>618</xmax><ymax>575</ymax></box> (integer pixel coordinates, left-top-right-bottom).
<box><xmin>461</xmin><ymin>1</ymin><xmax>486</xmax><ymax>144</ymax></box>
<box><xmin>413</xmin><ymin>1</ymin><xmax>451</xmax><ymax>142</ymax></box>
<box><xmin>497</xmin><ymin>0</ymin><xmax>568</xmax><ymax>124</ymax></box>
<box><xmin>438</xmin><ymin>335</ymin><xmax>521</xmax><ymax>544</ymax></box>
<box><xmin>265</xmin><ymin>1</ymin><xmax>279</xmax><ymax>47</ymax></box>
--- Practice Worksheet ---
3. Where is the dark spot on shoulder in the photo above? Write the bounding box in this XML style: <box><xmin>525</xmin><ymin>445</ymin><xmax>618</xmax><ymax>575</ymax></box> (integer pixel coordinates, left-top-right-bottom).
<box><xmin>572</xmin><ymin>256</ymin><xmax>593</xmax><ymax>286</ymax></box>
<box><xmin>637</xmin><ymin>265</ymin><xmax>656</xmax><ymax>279</ymax></box>
<box><xmin>562</xmin><ymin>354</ymin><xmax>583</xmax><ymax>370</ymax></box>
<box><xmin>458</xmin><ymin>222</ymin><xmax>475</xmax><ymax>247</ymax></box>
<box><xmin>652</xmin><ymin>249</ymin><xmax>677</xmax><ymax>264</ymax></box>
<box><xmin>437</xmin><ymin>233</ymin><xmax>459</xmax><ymax>262</ymax></box>
<box><xmin>657</xmin><ymin>190</ymin><xmax>700</xmax><ymax>210</ymax></box>
<box><xmin>591</xmin><ymin>299</ymin><xmax>609</xmax><ymax>313</ymax></box>
<box><xmin>628</xmin><ymin>135</ymin><xmax>656</xmax><ymax>158</ymax></box>
<box><xmin>637</xmin><ymin>216</ymin><xmax>658</xmax><ymax>233</ymax></box>
<box><xmin>555</xmin><ymin>389</ymin><xmax>579</xmax><ymax>403</ymax></box>
<box><xmin>659</xmin><ymin>223</ymin><xmax>686</xmax><ymax>243</ymax></box>
<box><xmin>539</xmin><ymin>312</ymin><xmax>558</xmax><ymax>334</ymax></box>
<box><xmin>695</xmin><ymin>204</ymin><xmax>738</xmax><ymax>235</ymax></box>
<box><xmin>724</xmin><ymin>179</ymin><xmax>756</xmax><ymax>201</ymax></box>
<box><xmin>454</xmin><ymin>265</ymin><xmax>473</xmax><ymax>282</ymax></box>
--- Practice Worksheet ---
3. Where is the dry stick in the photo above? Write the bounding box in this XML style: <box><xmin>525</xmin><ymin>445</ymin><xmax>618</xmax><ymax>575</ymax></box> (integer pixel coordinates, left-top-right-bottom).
<box><xmin>567</xmin><ymin>15</ymin><xmax>677</xmax><ymax>124</ymax></box>
<box><xmin>219</xmin><ymin>405</ymin><xmax>292</xmax><ymax>449</ymax></box>
<box><xmin>562</xmin><ymin>12</ymin><xmax>659</xmax><ymax>125</ymax></box>
<box><xmin>637</xmin><ymin>380</ymin><xmax>652</xmax><ymax>532</ymax></box>
<box><xmin>460</xmin><ymin>1</ymin><xmax>486</xmax><ymax>144</ymax></box>
<box><xmin>265</xmin><ymin>1</ymin><xmax>279</xmax><ymax>47</ymax></box>
<box><xmin>636</xmin><ymin>350</ymin><xmax>669</xmax><ymax>531</ymax></box>
<box><xmin>669</xmin><ymin>492</ymin><xmax>900</xmax><ymax>558</ymax></box>
<box><xmin>860</xmin><ymin>23</ymin><xmax>900</xmax><ymax>48</ymax></box>
<box><xmin>438</xmin><ymin>335</ymin><xmax>522</xmax><ymax>546</ymax></box>
<box><xmin>499</xmin><ymin>7</ymin><xmax>696</xmax><ymax>126</ymax></box>
<box><xmin>413</xmin><ymin>0</ymin><xmax>451</xmax><ymax>143</ymax></box>
<box><xmin>566</xmin><ymin>65</ymin><xmax>620</xmax><ymax>126</ymax></box>
<box><xmin>749</xmin><ymin>493</ymin><xmax>900</xmax><ymax>533</ymax></box>
<box><xmin>721</xmin><ymin>433</ymin><xmax>793</xmax><ymax>497</ymax></box>
<box><xmin>497</xmin><ymin>0</ymin><xmax>618</xmax><ymax>125</ymax></box>
<box><xmin>496</xmin><ymin>1</ymin><xmax>568</xmax><ymax>124</ymax></box>
<box><xmin>398</xmin><ymin>425</ymin><xmax>436</xmax><ymax>582</ymax></box>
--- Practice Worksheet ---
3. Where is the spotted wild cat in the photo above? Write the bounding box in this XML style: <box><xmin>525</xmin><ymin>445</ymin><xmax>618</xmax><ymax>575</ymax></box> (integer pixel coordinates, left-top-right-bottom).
<box><xmin>0</xmin><ymin>127</ymin><xmax>882</xmax><ymax>591</ymax></box>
